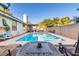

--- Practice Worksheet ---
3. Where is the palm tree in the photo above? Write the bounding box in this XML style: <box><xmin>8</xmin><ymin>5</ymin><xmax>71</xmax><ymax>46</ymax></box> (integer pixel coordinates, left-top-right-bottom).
<box><xmin>76</xmin><ymin>8</ymin><xmax>79</xmax><ymax>11</ymax></box>
<box><xmin>74</xmin><ymin>8</ymin><xmax>79</xmax><ymax>23</ymax></box>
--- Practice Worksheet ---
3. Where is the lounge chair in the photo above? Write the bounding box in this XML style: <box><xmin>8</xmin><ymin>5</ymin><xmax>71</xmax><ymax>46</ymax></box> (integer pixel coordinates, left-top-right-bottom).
<box><xmin>0</xmin><ymin>33</ymin><xmax>10</xmax><ymax>41</ymax></box>
<box><xmin>58</xmin><ymin>33</ymin><xmax>79</xmax><ymax>56</ymax></box>
<box><xmin>0</xmin><ymin>46</ymin><xmax>11</xmax><ymax>56</ymax></box>
<box><xmin>0</xmin><ymin>44</ymin><xmax>22</xmax><ymax>56</ymax></box>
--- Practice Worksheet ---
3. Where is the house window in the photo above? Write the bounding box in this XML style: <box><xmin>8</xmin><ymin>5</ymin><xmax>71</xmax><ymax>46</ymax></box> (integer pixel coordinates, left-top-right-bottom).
<box><xmin>23</xmin><ymin>24</ymin><xmax>25</xmax><ymax>27</ymax></box>
<box><xmin>12</xmin><ymin>20</ymin><xmax>17</xmax><ymax>31</ymax></box>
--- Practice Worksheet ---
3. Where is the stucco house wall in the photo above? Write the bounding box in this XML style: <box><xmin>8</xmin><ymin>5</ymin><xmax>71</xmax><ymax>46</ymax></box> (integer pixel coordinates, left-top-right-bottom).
<box><xmin>0</xmin><ymin>4</ymin><xmax>27</xmax><ymax>38</ymax></box>
<box><xmin>17</xmin><ymin>22</ymin><xmax>27</xmax><ymax>35</ymax></box>
<box><xmin>0</xmin><ymin>12</ymin><xmax>27</xmax><ymax>37</ymax></box>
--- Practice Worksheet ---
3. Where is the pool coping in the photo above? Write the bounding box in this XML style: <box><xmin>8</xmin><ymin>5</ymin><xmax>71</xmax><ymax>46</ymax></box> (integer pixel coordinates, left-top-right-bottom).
<box><xmin>0</xmin><ymin>32</ymin><xmax>77</xmax><ymax>46</ymax></box>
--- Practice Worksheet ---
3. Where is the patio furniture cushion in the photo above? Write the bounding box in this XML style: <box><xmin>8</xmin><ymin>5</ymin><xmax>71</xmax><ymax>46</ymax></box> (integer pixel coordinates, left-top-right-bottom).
<box><xmin>0</xmin><ymin>33</ymin><xmax>10</xmax><ymax>40</ymax></box>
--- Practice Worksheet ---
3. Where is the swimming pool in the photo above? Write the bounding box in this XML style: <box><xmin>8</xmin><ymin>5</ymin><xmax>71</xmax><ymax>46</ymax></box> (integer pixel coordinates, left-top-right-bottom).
<box><xmin>16</xmin><ymin>33</ymin><xmax>63</xmax><ymax>42</ymax></box>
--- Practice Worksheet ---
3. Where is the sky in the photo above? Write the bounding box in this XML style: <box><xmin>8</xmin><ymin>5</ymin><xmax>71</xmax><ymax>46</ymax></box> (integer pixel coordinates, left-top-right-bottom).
<box><xmin>7</xmin><ymin>3</ymin><xmax>79</xmax><ymax>24</ymax></box>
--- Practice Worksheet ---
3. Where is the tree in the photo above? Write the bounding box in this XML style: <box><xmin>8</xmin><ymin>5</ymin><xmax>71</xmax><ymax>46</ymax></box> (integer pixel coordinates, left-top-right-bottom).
<box><xmin>38</xmin><ymin>17</ymin><xmax>71</xmax><ymax>28</ymax></box>
<box><xmin>39</xmin><ymin>19</ymin><xmax>54</xmax><ymax>27</ymax></box>
<box><xmin>53</xmin><ymin>17</ymin><xmax>60</xmax><ymax>26</ymax></box>
<box><xmin>60</xmin><ymin>17</ymin><xmax>71</xmax><ymax>26</ymax></box>
<box><xmin>73</xmin><ymin>16</ymin><xmax>79</xmax><ymax>23</ymax></box>
<box><xmin>75</xmin><ymin>8</ymin><xmax>79</xmax><ymax>23</ymax></box>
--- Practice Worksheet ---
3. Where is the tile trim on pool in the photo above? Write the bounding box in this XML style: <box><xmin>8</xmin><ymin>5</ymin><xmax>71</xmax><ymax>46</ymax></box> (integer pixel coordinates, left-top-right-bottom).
<box><xmin>0</xmin><ymin>32</ymin><xmax>76</xmax><ymax>46</ymax></box>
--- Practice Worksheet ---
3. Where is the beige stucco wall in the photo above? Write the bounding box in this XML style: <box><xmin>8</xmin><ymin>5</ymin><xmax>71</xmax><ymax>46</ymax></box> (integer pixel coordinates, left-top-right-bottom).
<box><xmin>17</xmin><ymin>22</ymin><xmax>27</xmax><ymax>35</ymax></box>
<box><xmin>0</xmin><ymin>27</ymin><xmax>5</xmax><ymax>35</ymax></box>
<box><xmin>0</xmin><ymin>14</ymin><xmax>27</xmax><ymax>37</ymax></box>
<box><xmin>47</xmin><ymin>23</ymin><xmax>79</xmax><ymax>40</ymax></box>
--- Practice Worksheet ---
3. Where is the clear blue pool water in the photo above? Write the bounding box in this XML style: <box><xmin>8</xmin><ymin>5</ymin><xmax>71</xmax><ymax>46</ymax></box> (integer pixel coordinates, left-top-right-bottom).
<box><xmin>16</xmin><ymin>33</ymin><xmax>62</xmax><ymax>42</ymax></box>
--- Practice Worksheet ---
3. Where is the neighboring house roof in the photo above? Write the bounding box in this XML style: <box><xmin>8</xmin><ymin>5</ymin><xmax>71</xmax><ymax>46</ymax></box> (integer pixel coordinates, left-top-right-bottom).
<box><xmin>27</xmin><ymin>24</ymin><xmax>38</xmax><ymax>26</ymax></box>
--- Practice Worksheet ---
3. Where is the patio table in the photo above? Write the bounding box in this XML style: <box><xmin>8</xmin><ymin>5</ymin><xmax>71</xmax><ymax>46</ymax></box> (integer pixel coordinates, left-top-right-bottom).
<box><xmin>16</xmin><ymin>42</ymin><xmax>61</xmax><ymax>56</ymax></box>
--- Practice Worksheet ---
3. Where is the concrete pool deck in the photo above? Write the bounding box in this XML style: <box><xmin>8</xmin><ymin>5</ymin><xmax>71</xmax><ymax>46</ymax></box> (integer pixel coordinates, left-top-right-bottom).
<box><xmin>0</xmin><ymin>32</ymin><xmax>77</xmax><ymax>46</ymax></box>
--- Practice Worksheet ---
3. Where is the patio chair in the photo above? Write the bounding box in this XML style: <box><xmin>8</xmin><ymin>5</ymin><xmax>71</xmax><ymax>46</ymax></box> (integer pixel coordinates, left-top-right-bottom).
<box><xmin>58</xmin><ymin>33</ymin><xmax>79</xmax><ymax>56</ymax></box>
<box><xmin>0</xmin><ymin>44</ymin><xmax>22</xmax><ymax>56</ymax></box>
<box><xmin>0</xmin><ymin>33</ymin><xmax>10</xmax><ymax>41</ymax></box>
<box><xmin>0</xmin><ymin>46</ymin><xmax>11</xmax><ymax>56</ymax></box>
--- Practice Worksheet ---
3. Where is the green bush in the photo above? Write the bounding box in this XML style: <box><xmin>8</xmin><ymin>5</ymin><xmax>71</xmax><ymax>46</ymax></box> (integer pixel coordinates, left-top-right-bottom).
<box><xmin>2</xmin><ymin>19</ymin><xmax>10</xmax><ymax>31</ymax></box>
